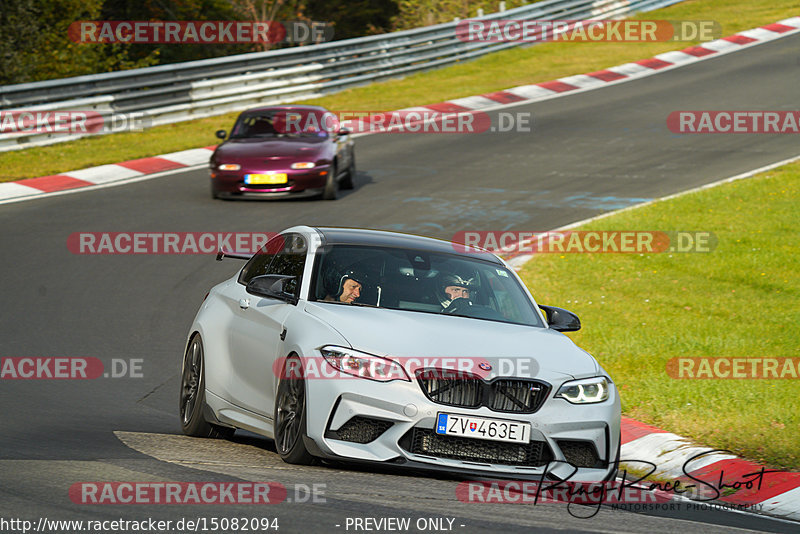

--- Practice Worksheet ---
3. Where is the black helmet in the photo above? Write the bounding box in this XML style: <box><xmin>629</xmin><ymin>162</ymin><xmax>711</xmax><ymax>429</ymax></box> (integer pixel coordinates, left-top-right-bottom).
<box><xmin>437</xmin><ymin>272</ymin><xmax>479</xmax><ymax>308</ymax></box>
<box><xmin>324</xmin><ymin>264</ymin><xmax>368</xmax><ymax>298</ymax></box>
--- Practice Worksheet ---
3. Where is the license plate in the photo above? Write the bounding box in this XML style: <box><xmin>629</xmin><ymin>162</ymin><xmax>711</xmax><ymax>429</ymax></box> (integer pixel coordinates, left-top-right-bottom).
<box><xmin>244</xmin><ymin>173</ymin><xmax>287</xmax><ymax>185</ymax></box>
<box><xmin>436</xmin><ymin>413</ymin><xmax>530</xmax><ymax>444</ymax></box>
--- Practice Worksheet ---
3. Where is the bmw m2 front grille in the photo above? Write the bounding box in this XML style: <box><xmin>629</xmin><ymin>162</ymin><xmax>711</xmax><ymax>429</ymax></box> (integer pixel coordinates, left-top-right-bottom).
<box><xmin>415</xmin><ymin>370</ymin><xmax>482</xmax><ymax>408</ymax></box>
<box><xmin>400</xmin><ymin>428</ymin><xmax>553</xmax><ymax>467</ymax></box>
<box><xmin>416</xmin><ymin>369</ymin><xmax>550</xmax><ymax>413</ymax></box>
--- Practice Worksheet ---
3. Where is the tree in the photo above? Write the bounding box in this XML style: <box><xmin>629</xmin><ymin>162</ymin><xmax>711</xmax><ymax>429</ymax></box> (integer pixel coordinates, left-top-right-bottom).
<box><xmin>99</xmin><ymin>0</ymin><xmax>249</xmax><ymax>64</ymax></box>
<box><xmin>0</xmin><ymin>0</ymin><xmax>158</xmax><ymax>85</ymax></box>
<box><xmin>392</xmin><ymin>0</ymin><xmax>529</xmax><ymax>31</ymax></box>
<box><xmin>303</xmin><ymin>0</ymin><xmax>398</xmax><ymax>40</ymax></box>
<box><xmin>0</xmin><ymin>0</ymin><xmax>41</xmax><ymax>84</ymax></box>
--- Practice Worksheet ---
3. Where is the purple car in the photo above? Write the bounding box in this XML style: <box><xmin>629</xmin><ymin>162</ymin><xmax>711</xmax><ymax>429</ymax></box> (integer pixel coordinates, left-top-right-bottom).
<box><xmin>210</xmin><ymin>105</ymin><xmax>355</xmax><ymax>200</ymax></box>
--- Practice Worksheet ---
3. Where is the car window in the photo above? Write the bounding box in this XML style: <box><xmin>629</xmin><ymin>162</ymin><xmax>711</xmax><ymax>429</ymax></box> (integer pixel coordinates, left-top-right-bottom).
<box><xmin>266</xmin><ymin>234</ymin><xmax>307</xmax><ymax>296</ymax></box>
<box><xmin>230</xmin><ymin>110</ymin><xmax>331</xmax><ymax>139</ymax></box>
<box><xmin>310</xmin><ymin>244</ymin><xmax>543</xmax><ymax>327</ymax></box>
<box><xmin>239</xmin><ymin>233</ymin><xmax>307</xmax><ymax>296</ymax></box>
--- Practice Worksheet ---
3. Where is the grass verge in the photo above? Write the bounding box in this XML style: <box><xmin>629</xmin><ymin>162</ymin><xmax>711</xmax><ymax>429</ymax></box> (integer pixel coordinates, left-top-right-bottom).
<box><xmin>518</xmin><ymin>161</ymin><xmax>800</xmax><ymax>470</ymax></box>
<box><xmin>1</xmin><ymin>0</ymin><xmax>797</xmax><ymax>181</ymax></box>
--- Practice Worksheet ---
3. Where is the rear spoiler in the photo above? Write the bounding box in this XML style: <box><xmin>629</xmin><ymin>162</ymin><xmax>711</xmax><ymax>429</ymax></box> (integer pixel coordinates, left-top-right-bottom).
<box><xmin>216</xmin><ymin>248</ymin><xmax>251</xmax><ymax>261</ymax></box>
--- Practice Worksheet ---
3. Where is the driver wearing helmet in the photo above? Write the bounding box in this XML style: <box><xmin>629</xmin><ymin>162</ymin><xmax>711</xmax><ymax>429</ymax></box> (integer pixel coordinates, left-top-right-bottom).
<box><xmin>436</xmin><ymin>273</ymin><xmax>479</xmax><ymax>310</ymax></box>
<box><xmin>324</xmin><ymin>268</ymin><xmax>366</xmax><ymax>304</ymax></box>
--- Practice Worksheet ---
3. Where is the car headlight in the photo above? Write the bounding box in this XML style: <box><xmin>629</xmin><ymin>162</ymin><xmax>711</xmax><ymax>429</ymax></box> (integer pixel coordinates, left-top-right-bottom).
<box><xmin>555</xmin><ymin>377</ymin><xmax>610</xmax><ymax>404</ymax></box>
<box><xmin>320</xmin><ymin>346</ymin><xmax>410</xmax><ymax>382</ymax></box>
<box><xmin>291</xmin><ymin>162</ymin><xmax>315</xmax><ymax>169</ymax></box>
<box><xmin>218</xmin><ymin>163</ymin><xmax>240</xmax><ymax>171</ymax></box>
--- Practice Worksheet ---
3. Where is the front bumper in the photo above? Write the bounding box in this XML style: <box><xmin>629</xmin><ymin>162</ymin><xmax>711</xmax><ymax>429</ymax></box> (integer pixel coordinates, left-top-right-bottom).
<box><xmin>211</xmin><ymin>167</ymin><xmax>328</xmax><ymax>198</ymax></box>
<box><xmin>304</xmin><ymin>374</ymin><xmax>621</xmax><ymax>481</ymax></box>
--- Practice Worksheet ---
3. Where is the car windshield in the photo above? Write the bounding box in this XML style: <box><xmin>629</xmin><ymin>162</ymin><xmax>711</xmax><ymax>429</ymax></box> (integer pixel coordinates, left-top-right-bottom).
<box><xmin>311</xmin><ymin>244</ymin><xmax>544</xmax><ymax>327</ymax></box>
<box><xmin>230</xmin><ymin>109</ymin><xmax>332</xmax><ymax>139</ymax></box>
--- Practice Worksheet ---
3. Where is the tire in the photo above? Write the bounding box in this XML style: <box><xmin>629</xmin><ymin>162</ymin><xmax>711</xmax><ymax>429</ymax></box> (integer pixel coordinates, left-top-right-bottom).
<box><xmin>322</xmin><ymin>162</ymin><xmax>338</xmax><ymax>200</ymax></box>
<box><xmin>273</xmin><ymin>355</ymin><xmax>315</xmax><ymax>464</ymax></box>
<box><xmin>180</xmin><ymin>334</ymin><xmax>234</xmax><ymax>439</ymax></box>
<box><xmin>340</xmin><ymin>154</ymin><xmax>355</xmax><ymax>190</ymax></box>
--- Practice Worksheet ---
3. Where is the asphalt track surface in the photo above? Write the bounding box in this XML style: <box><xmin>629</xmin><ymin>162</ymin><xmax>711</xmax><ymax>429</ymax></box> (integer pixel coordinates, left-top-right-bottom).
<box><xmin>1</xmin><ymin>33</ymin><xmax>798</xmax><ymax>534</ymax></box>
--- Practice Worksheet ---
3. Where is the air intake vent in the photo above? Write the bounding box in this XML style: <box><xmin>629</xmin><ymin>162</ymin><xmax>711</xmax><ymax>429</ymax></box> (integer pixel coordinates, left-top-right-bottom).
<box><xmin>557</xmin><ymin>440</ymin><xmax>603</xmax><ymax>468</ymax></box>
<box><xmin>326</xmin><ymin>416</ymin><xmax>393</xmax><ymax>444</ymax></box>
<box><xmin>400</xmin><ymin>427</ymin><xmax>553</xmax><ymax>467</ymax></box>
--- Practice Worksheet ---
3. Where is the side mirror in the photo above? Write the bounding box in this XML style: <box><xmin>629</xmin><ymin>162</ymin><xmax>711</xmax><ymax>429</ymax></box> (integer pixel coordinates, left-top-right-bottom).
<box><xmin>539</xmin><ymin>305</ymin><xmax>581</xmax><ymax>332</ymax></box>
<box><xmin>338</xmin><ymin>127</ymin><xmax>350</xmax><ymax>136</ymax></box>
<box><xmin>246</xmin><ymin>275</ymin><xmax>298</xmax><ymax>305</ymax></box>
<box><xmin>215</xmin><ymin>129</ymin><xmax>227</xmax><ymax>140</ymax></box>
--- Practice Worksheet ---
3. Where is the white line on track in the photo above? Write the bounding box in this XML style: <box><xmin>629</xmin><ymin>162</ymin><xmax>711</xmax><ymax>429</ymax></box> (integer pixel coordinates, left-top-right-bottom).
<box><xmin>506</xmin><ymin>153</ymin><xmax>800</xmax><ymax>269</ymax></box>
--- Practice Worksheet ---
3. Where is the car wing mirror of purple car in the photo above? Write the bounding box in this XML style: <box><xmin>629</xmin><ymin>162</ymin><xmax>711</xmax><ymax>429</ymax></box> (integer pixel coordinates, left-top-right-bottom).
<box><xmin>246</xmin><ymin>275</ymin><xmax>299</xmax><ymax>305</ymax></box>
<box><xmin>216</xmin><ymin>129</ymin><xmax>227</xmax><ymax>140</ymax></box>
<box><xmin>539</xmin><ymin>305</ymin><xmax>581</xmax><ymax>332</ymax></box>
<box><xmin>338</xmin><ymin>127</ymin><xmax>350</xmax><ymax>136</ymax></box>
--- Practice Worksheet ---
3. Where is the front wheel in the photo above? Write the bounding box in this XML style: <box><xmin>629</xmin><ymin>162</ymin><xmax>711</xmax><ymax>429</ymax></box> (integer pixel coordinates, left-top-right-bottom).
<box><xmin>340</xmin><ymin>155</ymin><xmax>355</xmax><ymax>190</ymax></box>
<box><xmin>180</xmin><ymin>334</ymin><xmax>234</xmax><ymax>439</ymax></box>
<box><xmin>322</xmin><ymin>162</ymin><xmax>338</xmax><ymax>200</ymax></box>
<box><xmin>273</xmin><ymin>355</ymin><xmax>315</xmax><ymax>464</ymax></box>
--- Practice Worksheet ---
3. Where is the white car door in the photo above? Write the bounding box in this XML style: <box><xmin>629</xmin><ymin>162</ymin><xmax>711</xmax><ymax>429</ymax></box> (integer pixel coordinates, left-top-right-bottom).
<box><xmin>226</xmin><ymin>233</ymin><xmax>307</xmax><ymax>417</ymax></box>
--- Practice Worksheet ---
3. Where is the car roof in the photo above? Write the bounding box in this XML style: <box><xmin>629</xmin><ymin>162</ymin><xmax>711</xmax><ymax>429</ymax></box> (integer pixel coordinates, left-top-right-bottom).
<box><xmin>241</xmin><ymin>105</ymin><xmax>327</xmax><ymax>114</ymax></box>
<box><xmin>311</xmin><ymin>227</ymin><xmax>503</xmax><ymax>264</ymax></box>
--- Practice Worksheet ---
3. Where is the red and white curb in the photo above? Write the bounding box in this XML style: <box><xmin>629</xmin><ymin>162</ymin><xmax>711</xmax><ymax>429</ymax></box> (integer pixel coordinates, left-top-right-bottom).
<box><xmin>620</xmin><ymin>417</ymin><xmax>800</xmax><ymax>520</ymax></box>
<box><xmin>1</xmin><ymin>16</ymin><xmax>798</xmax><ymax>206</ymax></box>
<box><xmin>0</xmin><ymin>146</ymin><xmax>216</xmax><ymax>204</ymax></box>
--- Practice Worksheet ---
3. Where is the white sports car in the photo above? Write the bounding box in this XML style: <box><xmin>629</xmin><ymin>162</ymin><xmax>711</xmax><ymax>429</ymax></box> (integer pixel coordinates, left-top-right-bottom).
<box><xmin>180</xmin><ymin>226</ymin><xmax>621</xmax><ymax>481</ymax></box>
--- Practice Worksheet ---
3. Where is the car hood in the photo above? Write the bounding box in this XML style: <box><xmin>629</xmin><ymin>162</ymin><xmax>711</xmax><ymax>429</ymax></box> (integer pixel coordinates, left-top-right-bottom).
<box><xmin>303</xmin><ymin>302</ymin><xmax>598</xmax><ymax>381</ymax></box>
<box><xmin>215</xmin><ymin>138</ymin><xmax>328</xmax><ymax>162</ymax></box>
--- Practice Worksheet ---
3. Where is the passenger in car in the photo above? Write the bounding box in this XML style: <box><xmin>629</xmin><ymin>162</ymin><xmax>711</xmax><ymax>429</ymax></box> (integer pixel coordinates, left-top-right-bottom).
<box><xmin>436</xmin><ymin>273</ymin><xmax>480</xmax><ymax>310</ymax></box>
<box><xmin>323</xmin><ymin>268</ymin><xmax>366</xmax><ymax>304</ymax></box>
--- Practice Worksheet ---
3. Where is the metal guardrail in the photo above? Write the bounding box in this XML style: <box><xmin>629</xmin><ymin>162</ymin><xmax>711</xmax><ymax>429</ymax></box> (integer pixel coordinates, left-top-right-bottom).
<box><xmin>0</xmin><ymin>0</ymin><xmax>685</xmax><ymax>152</ymax></box>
